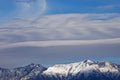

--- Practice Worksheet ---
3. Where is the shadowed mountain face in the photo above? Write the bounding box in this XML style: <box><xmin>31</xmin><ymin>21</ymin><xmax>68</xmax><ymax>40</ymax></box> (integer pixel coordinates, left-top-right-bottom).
<box><xmin>0</xmin><ymin>60</ymin><xmax>120</xmax><ymax>80</ymax></box>
<box><xmin>0</xmin><ymin>63</ymin><xmax>47</xmax><ymax>80</ymax></box>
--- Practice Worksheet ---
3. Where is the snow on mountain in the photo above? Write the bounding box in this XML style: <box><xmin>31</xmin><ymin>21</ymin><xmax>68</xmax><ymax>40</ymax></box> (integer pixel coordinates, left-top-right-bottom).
<box><xmin>39</xmin><ymin>60</ymin><xmax>120</xmax><ymax>80</ymax></box>
<box><xmin>0</xmin><ymin>60</ymin><xmax>120</xmax><ymax>80</ymax></box>
<box><xmin>43</xmin><ymin>60</ymin><xmax>120</xmax><ymax>76</ymax></box>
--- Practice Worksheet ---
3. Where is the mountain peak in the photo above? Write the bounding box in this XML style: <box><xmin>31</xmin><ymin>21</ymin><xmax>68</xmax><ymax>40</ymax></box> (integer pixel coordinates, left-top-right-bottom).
<box><xmin>25</xmin><ymin>63</ymin><xmax>45</xmax><ymax>69</ymax></box>
<box><xmin>83</xmin><ymin>59</ymin><xmax>94</xmax><ymax>63</ymax></box>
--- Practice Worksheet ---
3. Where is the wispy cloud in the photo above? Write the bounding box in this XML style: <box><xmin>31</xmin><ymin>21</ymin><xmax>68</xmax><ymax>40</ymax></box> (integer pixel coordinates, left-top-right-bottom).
<box><xmin>13</xmin><ymin>0</ymin><xmax>47</xmax><ymax>19</ymax></box>
<box><xmin>97</xmin><ymin>4</ymin><xmax>120</xmax><ymax>10</ymax></box>
<box><xmin>0</xmin><ymin>13</ymin><xmax>120</xmax><ymax>67</ymax></box>
<box><xmin>0</xmin><ymin>13</ymin><xmax>120</xmax><ymax>45</ymax></box>
<box><xmin>0</xmin><ymin>38</ymin><xmax>120</xmax><ymax>49</ymax></box>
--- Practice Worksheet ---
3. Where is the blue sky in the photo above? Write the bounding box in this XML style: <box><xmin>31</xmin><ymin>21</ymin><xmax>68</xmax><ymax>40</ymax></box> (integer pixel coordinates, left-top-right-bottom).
<box><xmin>0</xmin><ymin>0</ymin><xmax>46</xmax><ymax>22</ymax></box>
<box><xmin>0</xmin><ymin>0</ymin><xmax>120</xmax><ymax>22</ymax></box>
<box><xmin>46</xmin><ymin>0</ymin><xmax>120</xmax><ymax>14</ymax></box>
<box><xmin>0</xmin><ymin>0</ymin><xmax>120</xmax><ymax>67</ymax></box>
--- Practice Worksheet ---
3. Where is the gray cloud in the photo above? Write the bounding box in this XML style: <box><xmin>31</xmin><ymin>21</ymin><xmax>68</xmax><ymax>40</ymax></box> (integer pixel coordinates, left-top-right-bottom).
<box><xmin>0</xmin><ymin>14</ymin><xmax>120</xmax><ymax>44</ymax></box>
<box><xmin>0</xmin><ymin>38</ymin><xmax>120</xmax><ymax>49</ymax></box>
<box><xmin>0</xmin><ymin>13</ymin><xmax>120</xmax><ymax>68</ymax></box>
<box><xmin>0</xmin><ymin>43</ymin><xmax>120</xmax><ymax>68</ymax></box>
<box><xmin>0</xmin><ymin>14</ymin><xmax>120</xmax><ymax>43</ymax></box>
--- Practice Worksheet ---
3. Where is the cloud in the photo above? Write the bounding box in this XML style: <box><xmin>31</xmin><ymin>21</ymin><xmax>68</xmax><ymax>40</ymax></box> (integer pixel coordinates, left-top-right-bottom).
<box><xmin>0</xmin><ymin>41</ymin><xmax>120</xmax><ymax>68</ymax></box>
<box><xmin>97</xmin><ymin>4</ymin><xmax>120</xmax><ymax>10</ymax></box>
<box><xmin>13</xmin><ymin>0</ymin><xmax>47</xmax><ymax>19</ymax></box>
<box><xmin>0</xmin><ymin>13</ymin><xmax>120</xmax><ymax>67</ymax></box>
<box><xmin>0</xmin><ymin>13</ymin><xmax>120</xmax><ymax>44</ymax></box>
<box><xmin>0</xmin><ymin>38</ymin><xmax>120</xmax><ymax>49</ymax></box>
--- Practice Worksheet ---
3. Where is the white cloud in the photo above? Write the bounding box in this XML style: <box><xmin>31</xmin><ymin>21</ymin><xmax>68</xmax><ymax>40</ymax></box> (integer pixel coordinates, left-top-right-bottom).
<box><xmin>0</xmin><ymin>13</ymin><xmax>120</xmax><ymax>67</ymax></box>
<box><xmin>0</xmin><ymin>13</ymin><xmax>120</xmax><ymax>45</ymax></box>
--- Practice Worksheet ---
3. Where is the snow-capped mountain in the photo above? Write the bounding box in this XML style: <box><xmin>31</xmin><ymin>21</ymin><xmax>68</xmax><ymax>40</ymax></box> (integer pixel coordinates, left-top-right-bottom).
<box><xmin>0</xmin><ymin>60</ymin><xmax>120</xmax><ymax>80</ymax></box>
<box><xmin>44</xmin><ymin>60</ymin><xmax>120</xmax><ymax>75</ymax></box>
<box><xmin>0</xmin><ymin>63</ymin><xmax>46</xmax><ymax>80</ymax></box>
<box><xmin>35</xmin><ymin>60</ymin><xmax>120</xmax><ymax>80</ymax></box>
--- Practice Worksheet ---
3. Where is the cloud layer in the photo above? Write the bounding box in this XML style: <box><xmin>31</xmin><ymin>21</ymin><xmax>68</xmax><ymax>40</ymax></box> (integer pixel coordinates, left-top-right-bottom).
<box><xmin>0</xmin><ymin>38</ymin><xmax>120</xmax><ymax>49</ymax></box>
<box><xmin>0</xmin><ymin>13</ymin><xmax>120</xmax><ymax>67</ymax></box>
<box><xmin>0</xmin><ymin>14</ymin><xmax>120</xmax><ymax>44</ymax></box>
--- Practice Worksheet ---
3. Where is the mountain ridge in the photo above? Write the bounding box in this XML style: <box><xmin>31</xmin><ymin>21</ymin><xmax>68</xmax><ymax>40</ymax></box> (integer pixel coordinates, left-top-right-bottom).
<box><xmin>0</xmin><ymin>60</ymin><xmax>120</xmax><ymax>80</ymax></box>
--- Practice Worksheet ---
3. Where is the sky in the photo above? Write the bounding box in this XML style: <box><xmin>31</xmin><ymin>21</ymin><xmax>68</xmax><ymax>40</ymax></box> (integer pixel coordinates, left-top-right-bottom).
<box><xmin>0</xmin><ymin>0</ymin><xmax>120</xmax><ymax>22</ymax></box>
<box><xmin>46</xmin><ymin>0</ymin><xmax>120</xmax><ymax>14</ymax></box>
<box><xmin>0</xmin><ymin>0</ymin><xmax>120</xmax><ymax>68</ymax></box>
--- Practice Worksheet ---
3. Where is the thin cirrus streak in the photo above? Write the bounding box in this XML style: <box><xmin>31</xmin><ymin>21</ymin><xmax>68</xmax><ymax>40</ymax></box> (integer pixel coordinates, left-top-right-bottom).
<box><xmin>0</xmin><ymin>38</ymin><xmax>120</xmax><ymax>49</ymax></box>
<box><xmin>14</xmin><ymin>0</ymin><xmax>47</xmax><ymax>19</ymax></box>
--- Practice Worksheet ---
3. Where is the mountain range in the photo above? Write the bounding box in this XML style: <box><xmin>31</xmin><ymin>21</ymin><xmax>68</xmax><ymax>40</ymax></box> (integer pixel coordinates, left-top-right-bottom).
<box><xmin>0</xmin><ymin>60</ymin><xmax>120</xmax><ymax>80</ymax></box>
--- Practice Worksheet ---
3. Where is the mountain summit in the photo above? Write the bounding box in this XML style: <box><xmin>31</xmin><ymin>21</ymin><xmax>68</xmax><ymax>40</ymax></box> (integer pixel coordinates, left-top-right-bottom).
<box><xmin>0</xmin><ymin>60</ymin><xmax>120</xmax><ymax>80</ymax></box>
<box><xmin>83</xmin><ymin>59</ymin><xmax>94</xmax><ymax>63</ymax></box>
